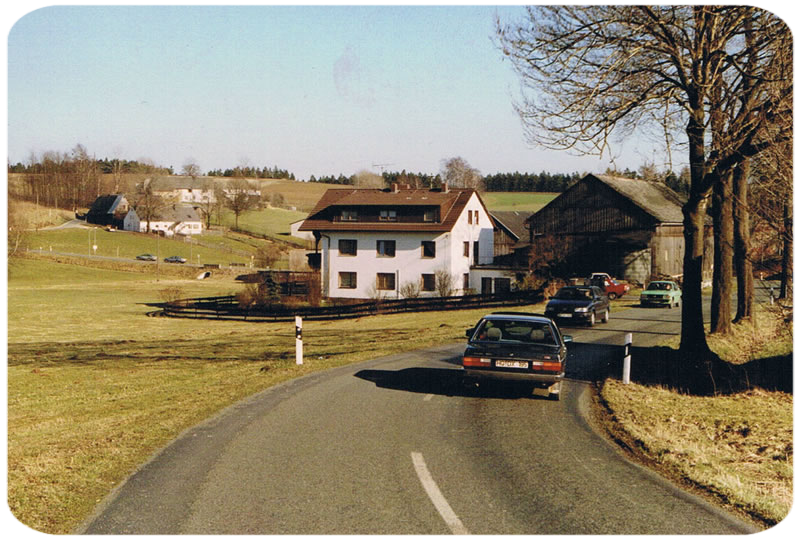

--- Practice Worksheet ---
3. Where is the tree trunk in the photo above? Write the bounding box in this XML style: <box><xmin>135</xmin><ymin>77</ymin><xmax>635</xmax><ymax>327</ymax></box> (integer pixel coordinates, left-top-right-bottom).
<box><xmin>710</xmin><ymin>170</ymin><xmax>733</xmax><ymax>334</ymax></box>
<box><xmin>780</xmin><ymin>202</ymin><xmax>792</xmax><ymax>299</ymax></box>
<box><xmin>676</xmin><ymin>113</ymin><xmax>721</xmax><ymax>394</ymax></box>
<box><xmin>733</xmin><ymin>161</ymin><xmax>753</xmax><ymax>322</ymax></box>
<box><xmin>680</xmin><ymin>195</ymin><xmax>712</xmax><ymax>357</ymax></box>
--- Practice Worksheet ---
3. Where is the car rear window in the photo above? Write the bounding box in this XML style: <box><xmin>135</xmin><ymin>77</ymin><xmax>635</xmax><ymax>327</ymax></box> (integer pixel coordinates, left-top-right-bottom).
<box><xmin>475</xmin><ymin>320</ymin><xmax>556</xmax><ymax>345</ymax></box>
<box><xmin>554</xmin><ymin>288</ymin><xmax>591</xmax><ymax>300</ymax></box>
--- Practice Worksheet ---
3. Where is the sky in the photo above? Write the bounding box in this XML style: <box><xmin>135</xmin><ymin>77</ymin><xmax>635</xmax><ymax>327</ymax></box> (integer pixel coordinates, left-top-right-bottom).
<box><xmin>4</xmin><ymin>2</ymin><xmax>794</xmax><ymax>181</ymax></box>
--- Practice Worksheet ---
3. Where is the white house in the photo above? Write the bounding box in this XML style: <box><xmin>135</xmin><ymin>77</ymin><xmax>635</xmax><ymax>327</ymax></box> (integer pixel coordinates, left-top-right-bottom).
<box><xmin>126</xmin><ymin>204</ymin><xmax>204</xmax><ymax>237</ymax></box>
<box><xmin>298</xmin><ymin>183</ymin><xmax>495</xmax><ymax>299</ymax></box>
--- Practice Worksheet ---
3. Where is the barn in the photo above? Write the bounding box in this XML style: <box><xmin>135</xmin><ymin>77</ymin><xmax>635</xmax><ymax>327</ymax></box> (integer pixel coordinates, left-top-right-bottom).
<box><xmin>525</xmin><ymin>173</ymin><xmax>711</xmax><ymax>284</ymax></box>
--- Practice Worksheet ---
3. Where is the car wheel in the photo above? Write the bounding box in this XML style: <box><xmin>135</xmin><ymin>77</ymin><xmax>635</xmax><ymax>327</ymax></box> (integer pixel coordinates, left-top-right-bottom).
<box><xmin>602</xmin><ymin>308</ymin><xmax>610</xmax><ymax>323</ymax></box>
<box><xmin>607</xmin><ymin>292</ymin><xmax>617</xmax><ymax>300</ymax></box>
<box><xmin>588</xmin><ymin>311</ymin><xmax>596</xmax><ymax>326</ymax></box>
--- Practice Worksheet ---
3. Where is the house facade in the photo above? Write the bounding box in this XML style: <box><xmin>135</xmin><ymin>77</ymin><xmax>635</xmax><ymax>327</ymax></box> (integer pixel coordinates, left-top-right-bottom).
<box><xmin>298</xmin><ymin>184</ymin><xmax>494</xmax><ymax>299</ymax></box>
<box><xmin>525</xmin><ymin>173</ymin><xmax>711</xmax><ymax>284</ymax></box>
<box><xmin>128</xmin><ymin>204</ymin><xmax>204</xmax><ymax>237</ymax></box>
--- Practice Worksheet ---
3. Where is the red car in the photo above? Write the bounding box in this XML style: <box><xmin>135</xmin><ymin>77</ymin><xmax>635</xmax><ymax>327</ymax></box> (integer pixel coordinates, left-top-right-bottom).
<box><xmin>589</xmin><ymin>273</ymin><xmax>630</xmax><ymax>300</ymax></box>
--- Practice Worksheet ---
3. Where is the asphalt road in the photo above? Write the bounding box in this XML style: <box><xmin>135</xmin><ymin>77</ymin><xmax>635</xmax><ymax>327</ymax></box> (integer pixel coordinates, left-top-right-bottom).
<box><xmin>80</xmin><ymin>299</ymin><xmax>759</xmax><ymax>535</ymax></box>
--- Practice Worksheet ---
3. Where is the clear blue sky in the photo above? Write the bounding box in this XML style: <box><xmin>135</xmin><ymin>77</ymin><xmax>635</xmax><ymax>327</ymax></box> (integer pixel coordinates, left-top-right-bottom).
<box><xmin>5</xmin><ymin>3</ymin><xmax>746</xmax><ymax>180</ymax></box>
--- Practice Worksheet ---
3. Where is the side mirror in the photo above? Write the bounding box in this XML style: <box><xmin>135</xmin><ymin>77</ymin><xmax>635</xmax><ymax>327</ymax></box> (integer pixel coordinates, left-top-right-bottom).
<box><xmin>465</xmin><ymin>328</ymin><xmax>474</xmax><ymax>338</ymax></box>
<box><xmin>562</xmin><ymin>335</ymin><xmax>573</xmax><ymax>343</ymax></box>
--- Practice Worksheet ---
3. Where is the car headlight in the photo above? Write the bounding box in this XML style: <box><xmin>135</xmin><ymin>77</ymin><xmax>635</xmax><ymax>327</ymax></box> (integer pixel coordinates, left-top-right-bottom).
<box><xmin>574</xmin><ymin>307</ymin><xmax>589</xmax><ymax>313</ymax></box>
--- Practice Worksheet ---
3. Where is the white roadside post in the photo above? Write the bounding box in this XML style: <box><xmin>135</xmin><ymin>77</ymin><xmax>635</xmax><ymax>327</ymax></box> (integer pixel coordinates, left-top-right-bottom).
<box><xmin>622</xmin><ymin>333</ymin><xmax>632</xmax><ymax>384</ymax></box>
<box><xmin>295</xmin><ymin>316</ymin><xmax>303</xmax><ymax>365</ymax></box>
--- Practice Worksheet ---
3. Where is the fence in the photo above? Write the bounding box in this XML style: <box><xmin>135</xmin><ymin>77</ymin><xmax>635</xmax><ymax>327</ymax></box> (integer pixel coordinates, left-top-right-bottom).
<box><xmin>161</xmin><ymin>290</ymin><xmax>545</xmax><ymax>322</ymax></box>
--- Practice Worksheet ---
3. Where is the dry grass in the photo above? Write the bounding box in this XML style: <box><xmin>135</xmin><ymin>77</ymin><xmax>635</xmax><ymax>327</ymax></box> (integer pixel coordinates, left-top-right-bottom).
<box><xmin>600</xmin><ymin>307</ymin><xmax>793</xmax><ymax>527</ymax></box>
<box><xmin>7</xmin><ymin>256</ymin><xmax>520</xmax><ymax>533</ymax></box>
<box><xmin>9</xmin><ymin>200</ymin><xmax>75</xmax><ymax>228</ymax></box>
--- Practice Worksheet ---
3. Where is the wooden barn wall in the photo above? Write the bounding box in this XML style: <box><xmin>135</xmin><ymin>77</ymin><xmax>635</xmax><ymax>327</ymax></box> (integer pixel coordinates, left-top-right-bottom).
<box><xmin>493</xmin><ymin>229</ymin><xmax>516</xmax><ymax>257</ymax></box>
<box><xmin>528</xmin><ymin>179</ymin><xmax>654</xmax><ymax>237</ymax></box>
<box><xmin>651</xmin><ymin>224</ymin><xmax>684</xmax><ymax>277</ymax></box>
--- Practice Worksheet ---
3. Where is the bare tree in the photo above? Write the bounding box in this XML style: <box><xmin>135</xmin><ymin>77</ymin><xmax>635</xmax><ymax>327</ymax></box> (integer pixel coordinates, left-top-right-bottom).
<box><xmin>434</xmin><ymin>268</ymin><xmax>456</xmax><ymax>297</ymax></box>
<box><xmin>498</xmin><ymin>6</ymin><xmax>792</xmax><ymax>376</ymax></box>
<box><xmin>225</xmin><ymin>177</ymin><xmax>257</xmax><ymax>229</ymax></box>
<box><xmin>0</xmin><ymin>165</ymin><xmax>23</xmax><ymax>275</ymax></box>
<box><xmin>181</xmin><ymin>159</ymin><xmax>201</xmax><ymax>179</ymax></box>
<box><xmin>399</xmin><ymin>280</ymin><xmax>421</xmax><ymax>299</ymax></box>
<box><xmin>732</xmin><ymin>160</ymin><xmax>753</xmax><ymax>322</ymax></box>
<box><xmin>133</xmin><ymin>178</ymin><xmax>165</xmax><ymax>233</ymax></box>
<box><xmin>353</xmin><ymin>169</ymin><xmax>385</xmax><ymax>188</ymax></box>
<box><xmin>751</xmin><ymin>136</ymin><xmax>793</xmax><ymax>301</ymax></box>
<box><xmin>440</xmin><ymin>157</ymin><xmax>483</xmax><ymax>190</ymax></box>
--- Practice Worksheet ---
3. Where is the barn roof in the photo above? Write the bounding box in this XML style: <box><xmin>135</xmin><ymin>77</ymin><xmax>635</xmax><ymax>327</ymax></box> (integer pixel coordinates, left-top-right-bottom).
<box><xmin>150</xmin><ymin>205</ymin><xmax>202</xmax><ymax>222</ymax></box>
<box><xmin>490</xmin><ymin>210</ymin><xmax>529</xmax><ymax>241</ymax></box>
<box><xmin>87</xmin><ymin>194</ymin><xmax>126</xmax><ymax>216</ymax></box>
<box><xmin>592</xmin><ymin>174</ymin><xmax>685</xmax><ymax>223</ymax></box>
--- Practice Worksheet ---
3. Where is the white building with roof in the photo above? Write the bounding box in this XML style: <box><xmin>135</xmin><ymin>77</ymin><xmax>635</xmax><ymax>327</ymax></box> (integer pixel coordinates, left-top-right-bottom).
<box><xmin>125</xmin><ymin>204</ymin><xmax>204</xmax><ymax>237</ymax></box>
<box><xmin>298</xmin><ymin>183</ymin><xmax>495</xmax><ymax>299</ymax></box>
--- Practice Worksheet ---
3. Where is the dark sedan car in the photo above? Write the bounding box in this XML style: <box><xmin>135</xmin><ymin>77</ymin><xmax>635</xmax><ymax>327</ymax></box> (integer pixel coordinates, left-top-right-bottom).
<box><xmin>462</xmin><ymin>313</ymin><xmax>572</xmax><ymax>400</ymax></box>
<box><xmin>544</xmin><ymin>285</ymin><xmax>610</xmax><ymax>326</ymax></box>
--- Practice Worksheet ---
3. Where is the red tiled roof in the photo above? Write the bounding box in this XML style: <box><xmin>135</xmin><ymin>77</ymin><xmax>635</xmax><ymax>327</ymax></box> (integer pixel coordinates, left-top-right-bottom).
<box><xmin>298</xmin><ymin>187</ymin><xmax>488</xmax><ymax>233</ymax></box>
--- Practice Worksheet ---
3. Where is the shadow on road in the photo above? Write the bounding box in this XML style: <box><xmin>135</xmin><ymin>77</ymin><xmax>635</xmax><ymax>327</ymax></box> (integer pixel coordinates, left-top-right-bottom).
<box><xmin>355</xmin><ymin>367</ymin><xmax>553</xmax><ymax>400</ymax></box>
<box><xmin>355</xmin><ymin>344</ymin><xmax>628</xmax><ymax>399</ymax></box>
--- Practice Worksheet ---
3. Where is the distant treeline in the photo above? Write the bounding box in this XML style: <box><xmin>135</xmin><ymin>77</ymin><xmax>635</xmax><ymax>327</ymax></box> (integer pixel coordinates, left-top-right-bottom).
<box><xmin>307</xmin><ymin>170</ymin><xmax>584</xmax><ymax>193</ymax></box>
<box><xmin>9</xmin><ymin>157</ymin><xmax>173</xmax><ymax>176</ymax></box>
<box><xmin>308</xmin><ymin>173</ymin><xmax>357</xmax><ymax>184</ymax></box>
<box><xmin>483</xmin><ymin>171</ymin><xmax>583</xmax><ymax>192</ymax></box>
<box><xmin>207</xmin><ymin>166</ymin><xmax>295</xmax><ymax>180</ymax></box>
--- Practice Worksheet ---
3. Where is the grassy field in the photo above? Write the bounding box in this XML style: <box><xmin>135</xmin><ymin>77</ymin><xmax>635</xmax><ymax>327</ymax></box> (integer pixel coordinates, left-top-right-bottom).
<box><xmin>7</xmin><ymin>255</ymin><xmax>513</xmax><ymax>534</ymax></box>
<box><xmin>599</xmin><ymin>308</ymin><xmax>793</xmax><ymax>527</ymax></box>
<box><xmin>7</xmin><ymin>188</ymin><xmax>791</xmax><ymax>533</ymax></box>
<box><xmin>217</xmin><ymin>206</ymin><xmax>311</xmax><ymax>248</ymax></box>
<box><xmin>23</xmin><ymin>223</ymin><xmax>298</xmax><ymax>268</ymax></box>
<box><xmin>254</xmin><ymin>178</ymin><xmax>348</xmax><ymax>212</ymax></box>
<box><xmin>480</xmin><ymin>191</ymin><xmax>557</xmax><ymax>212</ymax></box>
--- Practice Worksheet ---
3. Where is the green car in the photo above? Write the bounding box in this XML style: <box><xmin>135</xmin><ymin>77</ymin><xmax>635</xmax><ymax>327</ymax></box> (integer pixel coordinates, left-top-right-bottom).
<box><xmin>640</xmin><ymin>280</ymin><xmax>682</xmax><ymax>308</ymax></box>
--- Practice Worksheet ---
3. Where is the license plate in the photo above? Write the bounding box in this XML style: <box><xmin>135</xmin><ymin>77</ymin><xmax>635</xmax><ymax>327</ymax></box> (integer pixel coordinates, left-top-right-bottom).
<box><xmin>557</xmin><ymin>313</ymin><xmax>571</xmax><ymax>318</ymax></box>
<box><xmin>495</xmin><ymin>360</ymin><xmax>529</xmax><ymax>369</ymax></box>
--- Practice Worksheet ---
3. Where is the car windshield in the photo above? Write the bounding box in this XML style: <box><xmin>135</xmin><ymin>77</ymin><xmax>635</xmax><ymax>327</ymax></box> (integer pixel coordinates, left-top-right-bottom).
<box><xmin>554</xmin><ymin>288</ymin><xmax>591</xmax><ymax>300</ymax></box>
<box><xmin>475</xmin><ymin>320</ymin><xmax>557</xmax><ymax>345</ymax></box>
<box><xmin>647</xmin><ymin>282</ymin><xmax>673</xmax><ymax>291</ymax></box>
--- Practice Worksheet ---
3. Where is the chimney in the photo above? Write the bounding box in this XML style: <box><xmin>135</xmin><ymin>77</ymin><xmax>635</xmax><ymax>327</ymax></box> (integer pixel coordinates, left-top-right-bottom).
<box><xmin>391</xmin><ymin>183</ymin><xmax>399</xmax><ymax>193</ymax></box>
<box><xmin>442</xmin><ymin>182</ymin><xmax>449</xmax><ymax>193</ymax></box>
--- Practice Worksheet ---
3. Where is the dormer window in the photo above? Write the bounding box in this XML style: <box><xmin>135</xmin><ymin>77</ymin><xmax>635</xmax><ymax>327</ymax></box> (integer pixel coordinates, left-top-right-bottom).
<box><xmin>341</xmin><ymin>209</ymin><xmax>358</xmax><ymax>221</ymax></box>
<box><xmin>423</xmin><ymin>209</ymin><xmax>437</xmax><ymax>222</ymax></box>
<box><xmin>379</xmin><ymin>209</ymin><xmax>397</xmax><ymax>221</ymax></box>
